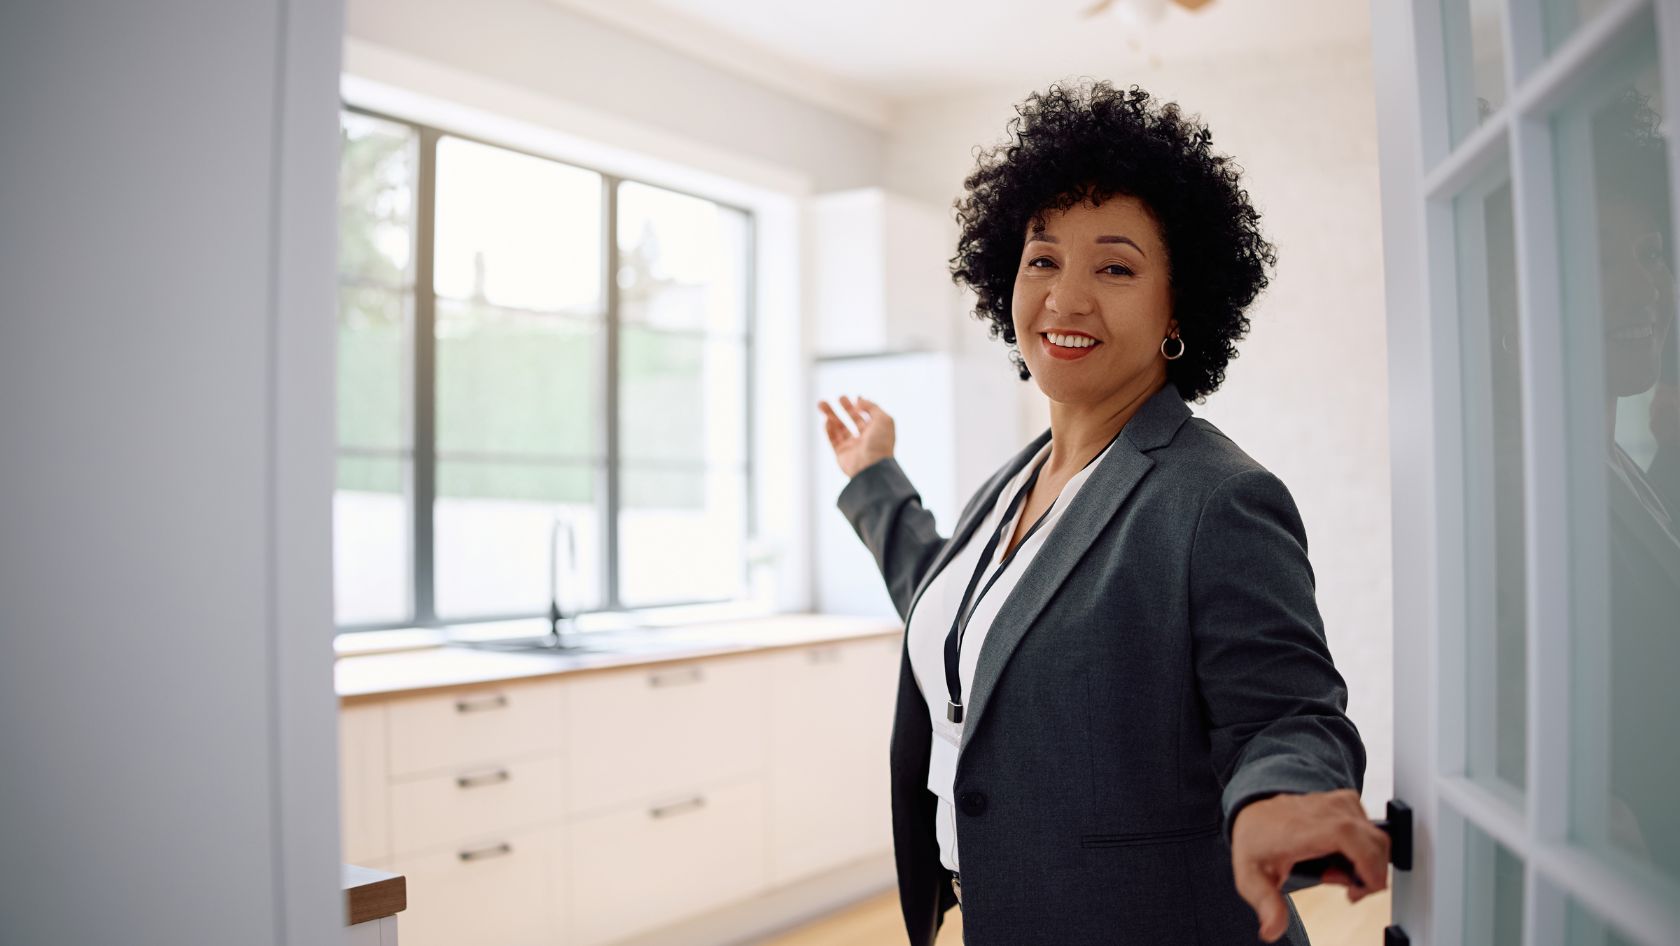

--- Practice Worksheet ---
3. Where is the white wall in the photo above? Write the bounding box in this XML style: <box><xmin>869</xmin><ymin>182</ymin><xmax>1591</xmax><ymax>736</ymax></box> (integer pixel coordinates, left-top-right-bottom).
<box><xmin>0</xmin><ymin>1</ymin><xmax>345</xmax><ymax>944</ymax></box>
<box><xmin>344</xmin><ymin>0</ymin><xmax>888</xmax><ymax>194</ymax></box>
<box><xmin>883</xmin><ymin>44</ymin><xmax>1395</xmax><ymax>812</ymax></box>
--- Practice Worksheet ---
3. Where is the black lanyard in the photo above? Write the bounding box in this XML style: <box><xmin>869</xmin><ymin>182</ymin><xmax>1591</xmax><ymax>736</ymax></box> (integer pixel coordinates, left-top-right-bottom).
<box><xmin>942</xmin><ymin>431</ymin><xmax>1119</xmax><ymax>724</ymax></box>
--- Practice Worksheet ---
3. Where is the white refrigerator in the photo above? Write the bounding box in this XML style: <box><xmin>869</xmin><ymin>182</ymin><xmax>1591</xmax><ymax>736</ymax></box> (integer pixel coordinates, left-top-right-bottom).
<box><xmin>811</xmin><ymin>349</ymin><xmax>1024</xmax><ymax>619</ymax></box>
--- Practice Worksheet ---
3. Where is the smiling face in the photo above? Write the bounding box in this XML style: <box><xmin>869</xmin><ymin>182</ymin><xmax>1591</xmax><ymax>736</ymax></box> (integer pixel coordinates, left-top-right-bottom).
<box><xmin>1010</xmin><ymin>196</ymin><xmax>1177</xmax><ymax>407</ymax></box>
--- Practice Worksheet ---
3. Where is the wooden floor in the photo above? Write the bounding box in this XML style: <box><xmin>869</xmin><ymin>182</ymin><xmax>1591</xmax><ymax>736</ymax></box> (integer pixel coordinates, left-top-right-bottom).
<box><xmin>758</xmin><ymin>883</ymin><xmax>1391</xmax><ymax>945</ymax></box>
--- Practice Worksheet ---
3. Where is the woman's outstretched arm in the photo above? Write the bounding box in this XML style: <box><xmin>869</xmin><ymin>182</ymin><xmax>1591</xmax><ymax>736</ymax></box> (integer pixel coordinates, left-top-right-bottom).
<box><xmin>835</xmin><ymin>455</ymin><xmax>951</xmax><ymax>623</ymax></box>
<box><xmin>1189</xmin><ymin>467</ymin><xmax>1365</xmax><ymax>823</ymax></box>
<box><xmin>821</xmin><ymin>395</ymin><xmax>959</xmax><ymax>622</ymax></box>
<box><xmin>1187</xmin><ymin>467</ymin><xmax>1387</xmax><ymax>941</ymax></box>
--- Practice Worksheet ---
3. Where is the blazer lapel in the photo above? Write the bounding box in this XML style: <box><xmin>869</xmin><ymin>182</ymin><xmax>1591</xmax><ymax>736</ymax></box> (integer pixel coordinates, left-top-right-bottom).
<box><xmin>959</xmin><ymin>386</ymin><xmax>1191</xmax><ymax>752</ymax></box>
<box><xmin>899</xmin><ymin>428</ymin><xmax>1055</xmax><ymax>633</ymax></box>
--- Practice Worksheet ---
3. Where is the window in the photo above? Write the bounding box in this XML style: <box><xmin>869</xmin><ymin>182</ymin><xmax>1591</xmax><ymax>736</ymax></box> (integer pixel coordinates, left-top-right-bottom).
<box><xmin>333</xmin><ymin>108</ymin><xmax>754</xmax><ymax>630</ymax></box>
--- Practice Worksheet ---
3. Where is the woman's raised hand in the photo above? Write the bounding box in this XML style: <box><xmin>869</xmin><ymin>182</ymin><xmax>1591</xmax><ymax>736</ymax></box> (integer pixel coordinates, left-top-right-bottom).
<box><xmin>816</xmin><ymin>394</ymin><xmax>896</xmax><ymax>479</ymax></box>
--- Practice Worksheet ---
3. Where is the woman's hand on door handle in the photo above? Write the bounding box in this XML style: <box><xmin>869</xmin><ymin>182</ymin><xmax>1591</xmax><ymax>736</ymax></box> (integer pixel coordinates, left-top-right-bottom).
<box><xmin>1230</xmin><ymin>788</ymin><xmax>1391</xmax><ymax>942</ymax></box>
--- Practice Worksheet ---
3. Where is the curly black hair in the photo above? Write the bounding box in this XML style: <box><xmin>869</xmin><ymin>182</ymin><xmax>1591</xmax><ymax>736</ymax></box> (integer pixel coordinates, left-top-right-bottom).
<box><xmin>950</xmin><ymin>80</ymin><xmax>1276</xmax><ymax>402</ymax></box>
<box><xmin>1593</xmin><ymin>87</ymin><xmax>1671</xmax><ymax>248</ymax></box>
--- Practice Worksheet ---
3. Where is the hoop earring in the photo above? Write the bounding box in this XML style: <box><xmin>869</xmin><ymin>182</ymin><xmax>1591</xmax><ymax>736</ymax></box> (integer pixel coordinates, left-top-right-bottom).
<box><xmin>1161</xmin><ymin>335</ymin><xmax>1186</xmax><ymax>361</ymax></box>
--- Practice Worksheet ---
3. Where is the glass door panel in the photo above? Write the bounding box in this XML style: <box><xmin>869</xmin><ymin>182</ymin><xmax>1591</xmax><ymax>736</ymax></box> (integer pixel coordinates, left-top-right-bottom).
<box><xmin>1460</xmin><ymin>815</ymin><xmax>1526</xmax><ymax>946</ymax></box>
<box><xmin>1567</xmin><ymin>894</ymin><xmax>1642</xmax><ymax>946</ymax></box>
<box><xmin>1549</xmin><ymin>11</ymin><xmax>1680</xmax><ymax>888</ymax></box>
<box><xmin>1543</xmin><ymin>0</ymin><xmax>1618</xmax><ymax>54</ymax></box>
<box><xmin>1443</xmin><ymin>0</ymin><xmax>1511</xmax><ymax>143</ymax></box>
<box><xmin>1454</xmin><ymin>163</ymin><xmax>1530</xmax><ymax>801</ymax></box>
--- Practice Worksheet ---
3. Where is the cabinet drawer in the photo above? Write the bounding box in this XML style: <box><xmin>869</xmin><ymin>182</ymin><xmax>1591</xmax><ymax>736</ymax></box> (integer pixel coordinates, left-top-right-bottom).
<box><xmin>565</xmin><ymin>655</ymin><xmax>768</xmax><ymax>814</ymax></box>
<box><xmin>567</xmin><ymin>779</ymin><xmax>767</xmax><ymax>946</ymax></box>
<box><xmin>391</xmin><ymin>824</ymin><xmax>561</xmax><ymax>946</ymax></box>
<box><xmin>390</xmin><ymin>754</ymin><xmax>564</xmax><ymax>856</ymax></box>
<box><xmin>387</xmin><ymin>679</ymin><xmax>564</xmax><ymax>778</ymax></box>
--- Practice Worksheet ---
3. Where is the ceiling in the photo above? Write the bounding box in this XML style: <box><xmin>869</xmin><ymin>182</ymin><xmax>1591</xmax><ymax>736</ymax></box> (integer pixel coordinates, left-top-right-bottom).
<box><xmin>549</xmin><ymin>0</ymin><xmax>1371</xmax><ymax>126</ymax></box>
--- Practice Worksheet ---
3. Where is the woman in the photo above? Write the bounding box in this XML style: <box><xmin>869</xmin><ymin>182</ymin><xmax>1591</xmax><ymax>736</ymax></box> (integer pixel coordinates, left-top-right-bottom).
<box><xmin>816</xmin><ymin>82</ymin><xmax>1384</xmax><ymax>945</ymax></box>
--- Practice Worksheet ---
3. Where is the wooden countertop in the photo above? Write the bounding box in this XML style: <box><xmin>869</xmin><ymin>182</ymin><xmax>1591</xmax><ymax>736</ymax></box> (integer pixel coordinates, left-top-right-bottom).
<box><xmin>343</xmin><ymin>863</ymin><xmax>406</xmax><ymax>926</ymax></box>
<box><xmin>336</xmin><ymin>613</ymin><xmax>902</xmax><ymax>705</ymax></box>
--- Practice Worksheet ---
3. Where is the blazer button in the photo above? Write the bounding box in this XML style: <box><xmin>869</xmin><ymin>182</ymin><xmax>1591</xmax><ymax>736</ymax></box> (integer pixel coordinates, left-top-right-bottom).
<box><xmin>959</xmin><ymin>791</ymin><xmax>988</xmax><ymax>817</ymax></box>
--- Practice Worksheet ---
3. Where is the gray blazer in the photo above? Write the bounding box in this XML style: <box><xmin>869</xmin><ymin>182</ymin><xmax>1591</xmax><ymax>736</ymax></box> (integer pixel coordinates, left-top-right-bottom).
<box><xmin>835</xmin><ymin>383</ymin><xmax>1363</xmax><ymax>946</ymax></box>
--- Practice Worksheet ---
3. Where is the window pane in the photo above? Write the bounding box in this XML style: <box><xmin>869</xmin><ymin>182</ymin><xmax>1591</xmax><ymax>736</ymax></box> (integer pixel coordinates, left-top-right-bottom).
<box><xmin>1455</xmin><ymin>167</ymin><xmax>1527</xmax><ymax>797</ymax></box>
<box><xmin>1544</xmin><ymin>0</ymin><xmax>1616</xmax><ymax>55</ymax></box>
<box><xmin>338</xmin><ymin>286</ymin><xmax>409</xmax><ymax>451</ymax></box>
<box><xmin>435</xmin><ymin>299</ymin><xmax>601</xmax><ymax>459</ymax></box>
<box><xmin>617</xmin><ymin>181</ymin><xmax>749</xmax><ymax>335</ymax></box>
<box><xmin>1553</xmin><ymin>14</ymin><xmax>1680</xmax><ymax>886</ymax></box>
<box><xmin>338</xmin><ymin>112</ymin><xmax>415</xmax><ymax>286</ymax></box>
<box><xmin>433</xmin><ymin>137</ymin><xmax>602</xmax><ymax>314</ymax></box>
<box><xmin>618</xmin><ymin>467</ymin><xmax>745</xmax><ymax>608</ymax></box>
<box><xmin>1441</xmin><ymin>0</ymin><xmax>1508</xmax><ymax>145</ymax></box>
<box><xmin>434</xmin><ymin>460</ymin><xmax>603</xmax><ymax>619</ymax></box>
<box><xmin>1461</xmin><ymin>818</ymin><xmax>1525</xmax><ymax>946</ymax></box>
<box><xmin>619</xmin><ymin>326</ymin><xmax>746</xmax><ymax>467</ymax></box>
<box><xmin>334</xmin><ymin>455</ymin><xmax>411</xmax><ymax>625</ymax></box>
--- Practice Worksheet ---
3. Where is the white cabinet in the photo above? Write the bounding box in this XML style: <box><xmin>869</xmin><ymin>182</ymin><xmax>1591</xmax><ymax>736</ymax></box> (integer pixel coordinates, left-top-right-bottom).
<box><xmin>339</xmin><ymin>634</ymin><xmax>899</xmax><ymax>946</ymax></box>
<box><xmin>340</xmin><ymin>703</ymin><xmax>391</xmax><ymax>865</ymax></box>
<box><xmin>389</xmin><ymin>754</ymin><xmax>566</xmax><ymax>856</ymax></box>
<box><xmin>567</xmin><ymin>778</ymin><xmax>768</xmax><ymax>946</ymax></box>
<box><xmin>356</xmin><ymin>679</ymin><xmax>567</xmax><ymax>946</ymax></box>
<box><xmin>346</xmin><ymin>916</ymin><xmax>400</xmax><ymax>946</ymax></box>
<box><xmin>391</xmin><ymin>824</ymin><xmax>563</xmax><ymax>946</ymax></box>
<box><xmin>810</xmin><ymin>187</ymin><xmax>963</xmax><ymax>357</ymax></box>
<box><xmin>766</xmin><ymin>638</ymin><xmax>900</xmax><ymax>885</ymax></box>
<box><xmin>564</xmin><ymin>655</ymin><xmax>769</xmax><ymax>816</ymax></box>
<box><xmin>387</xmin><ymin>680</ymin><xmax>565</xmax><ymax>778</ymax></box>
<box><xmin>561</xmin><ymin>653</ymin><xmax>772</xmax><ymax>944</ymax></box>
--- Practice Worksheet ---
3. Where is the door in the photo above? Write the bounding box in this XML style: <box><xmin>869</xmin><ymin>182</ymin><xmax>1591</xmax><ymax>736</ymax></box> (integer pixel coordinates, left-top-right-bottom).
<box><xmin>1373</xmin><ymin>0</ymin><xmax>1680</xmax><ymax>943</ymax></box>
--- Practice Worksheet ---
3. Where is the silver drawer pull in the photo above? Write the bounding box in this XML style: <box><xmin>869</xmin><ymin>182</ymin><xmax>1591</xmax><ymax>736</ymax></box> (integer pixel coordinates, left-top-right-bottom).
<box><xmin>455</xmin><ymin>768</ymin><xmax>511</xmax><ymax>790</ymax></box>
<box><xmin>648</xmin><ymin>666</ymin><xmax>703</xmax><ymax>688</ymax></box>
<box><xmin>455</xmin><ymin>693</ymin><xmax>509</xmax><ymax>714</ymax></box>
<box><xmin>458</xmin><ymin>842</ymin><xmax>513</xmax><ymax>863</ymax></box>
<box><xmin>649</xmin><ymin>796</ymin><xmax>706</xmax><ymax>820</ymax></box>
<box><xmin>806</xmin><ymin>646</ymin><xmax>843</xmax><ymax>665</ymax></box>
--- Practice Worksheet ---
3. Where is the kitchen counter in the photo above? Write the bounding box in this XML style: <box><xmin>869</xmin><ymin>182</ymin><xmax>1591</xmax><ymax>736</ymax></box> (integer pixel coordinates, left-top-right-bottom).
<box><xmin>335</xmin><ymin>612</ymin><xmax>902</xmax><ymax>704</ymax></box>
<box><xmin>342</xmin><ymin>863</ymin><xmax>405</xmax><ymax>926</ymax></box>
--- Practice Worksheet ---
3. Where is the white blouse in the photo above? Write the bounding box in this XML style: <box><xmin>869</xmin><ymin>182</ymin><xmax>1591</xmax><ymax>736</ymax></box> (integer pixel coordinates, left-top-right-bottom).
<box><xmin>905</xmin><ymin>434</ymin><xmax>1118</xmax><ymax>873</ymax></box>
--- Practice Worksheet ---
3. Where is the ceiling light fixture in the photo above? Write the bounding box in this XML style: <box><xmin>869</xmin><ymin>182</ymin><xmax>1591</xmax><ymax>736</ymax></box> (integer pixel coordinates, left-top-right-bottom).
<box><xmin>1081</xmin><ymin>0</ymin><xmax>1213</xmax><ymax>22</ymax></box>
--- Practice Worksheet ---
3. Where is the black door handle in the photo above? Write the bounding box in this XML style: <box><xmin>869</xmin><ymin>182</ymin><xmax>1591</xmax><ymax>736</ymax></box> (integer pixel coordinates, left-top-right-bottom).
<box><xmin>1289</xmin><ymin>798</ymin><xmax>1412</xmax><ymax>887</ymax></box>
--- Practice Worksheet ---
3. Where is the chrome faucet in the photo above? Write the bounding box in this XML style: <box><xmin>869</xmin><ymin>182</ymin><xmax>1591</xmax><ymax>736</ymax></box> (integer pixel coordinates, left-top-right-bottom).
<box><xmin>547</xmin><ymin>514</ymin><xmax>576</xmax><ymax>647</ymax></box>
